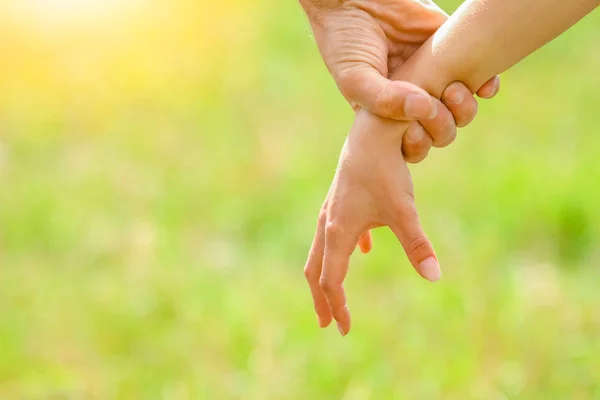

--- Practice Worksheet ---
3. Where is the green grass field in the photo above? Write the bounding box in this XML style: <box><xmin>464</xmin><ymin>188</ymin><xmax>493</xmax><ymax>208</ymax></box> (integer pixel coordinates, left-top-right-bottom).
<box><xmin>1</xmin><ymin>1</ymin><xmax>600</xmax><ymax>398</ymax></box>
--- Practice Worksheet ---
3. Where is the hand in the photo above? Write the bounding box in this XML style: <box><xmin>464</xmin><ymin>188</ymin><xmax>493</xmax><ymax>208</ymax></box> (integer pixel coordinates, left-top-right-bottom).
<box><xmin>304</xmin><ymin>110</ymin><xmax>439</xmax><ymax>336</ymax></box>
<box><xmin>300</xmin><ymin>0</ymin><xmax>500</xmax><ymax>162</ymax></box>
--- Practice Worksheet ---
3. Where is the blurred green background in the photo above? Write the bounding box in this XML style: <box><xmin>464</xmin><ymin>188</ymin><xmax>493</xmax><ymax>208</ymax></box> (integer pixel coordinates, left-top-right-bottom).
<box><xmin>1</xmin><ymin>0</ymin><xmax>599</xmax><ymax>398</ymax></box>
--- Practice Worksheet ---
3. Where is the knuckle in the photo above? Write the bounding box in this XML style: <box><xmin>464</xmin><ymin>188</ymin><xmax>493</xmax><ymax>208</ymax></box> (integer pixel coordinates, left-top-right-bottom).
<box><xmin>393</xmin><ymin>194</ymin><xmax>416</xmax><ymax>215</ymax></box>
<box><xmin>441</xmin><ymin>87</ymin><xmax>455</xmax><ymax>103</ymax></box>
<box><xmin>390</xmin><ymin>197</ymin><xmax>417</xmax><ymax>226</ymax></box>
<box><xmin>316</xmin><ymin>200</ymin><xmax>329</xmax><ymax>227</ymax></box>
<box><xmin>424</xmin><ymin>106</ymin><xmax>456</xmax><ymax>148</ymax></box>
<box><xmin>332</xmin><ymin>303</ymin><xmax>349</xmax><ymax>318</ymax></box>
<box><xmin>337</xmin><ymin>69</ymin><xmax>361</xmax><ymax>95</ymax></box>
<box><xmin>373</xmin><ymin>84</ymin><xmax>396</xmax><ymax>117</ymax></box>
<box><xmin>324</xmin><ymin>220</ymin><xmax>342</xmax><ymax>238</ymax></box>
<box><xmin>405</xmin><ymin>235</ymin><xmax>430</xmax><ymax>257</ymax></box>
<box><xmin>304</xmin><ymin>265</ymin><xmax>317</xmax><ymax>281</ymax></box>
<box><xmin>404</xmin><ymin>190</ymin><xmax>416</xmax><ymax>202</ymax></box>
<box><xmin>319</xmin><ymin>277</ymin><xmax>334</xmax><ymax>293</ymax></box>
<box><xmin>435</xmin><ymin>121</ymin><xmax>457</xmax><ymax>147</ymax></box>
<box><xmin>317</xmin><ymin>210</ymin><xmax>328</xmax><ymax>227</ymax></box>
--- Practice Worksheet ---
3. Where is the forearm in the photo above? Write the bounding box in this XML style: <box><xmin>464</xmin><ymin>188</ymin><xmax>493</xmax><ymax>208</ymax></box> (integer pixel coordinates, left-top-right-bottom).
<box><xmin>350</xmin><ymin>0</ymin><xmax>599</xmax><ymax>143</ymax></box>
<box><xmin>396</xmin><ymin>0</ymin><xmax>600</xmax><ymax>96</ymax></box>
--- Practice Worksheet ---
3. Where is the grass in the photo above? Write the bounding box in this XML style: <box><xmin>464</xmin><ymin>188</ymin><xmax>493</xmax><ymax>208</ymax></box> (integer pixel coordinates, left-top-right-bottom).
<box><xmin>0</xmin><ymin>0</ymin><xmax>600</xmax><ymax>398</ymax></box>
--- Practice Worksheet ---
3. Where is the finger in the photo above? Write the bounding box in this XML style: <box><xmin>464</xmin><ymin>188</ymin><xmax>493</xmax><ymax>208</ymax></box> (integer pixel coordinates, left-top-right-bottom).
<box><xmin>441</xmin><ymin>81</ymin><xmax>479</xmax><ymax>128</ymax></box>
<box><xmin>402</xmin><ymin>122</ymin><xmax>433</xmax><ymax>164</ymax></box>
<box><xmin>304</xmin><ymin>210</ymin><xmax>333</xmax><ymax>328</ymax></box>
<box><xmin>476</xmin><ymin>75</ymin><xmax>500</xmax><ymax>99</ymax></box>
<box><xmin>320</xmin><ymin>221</ymin><xmax>360</xmax><ymax>336</ymax></box>
<box><xmin>357</xmin><ymin>231</ymin><xmax>372</xmax><ymax>254</ymax></box>
<box><xmin>340</xmin><ymin>69</ymin><xmax>437</xmax><ymax>121</ymax></box>
<box><xmin>419</xmin><ymin>97</ymin><xmax>457</xmax><ymax>148</ymax></box>
<box><xmin>388</xmin><ymin>197</ymin><xmax>441</xmax><ymax>282</ymax></box>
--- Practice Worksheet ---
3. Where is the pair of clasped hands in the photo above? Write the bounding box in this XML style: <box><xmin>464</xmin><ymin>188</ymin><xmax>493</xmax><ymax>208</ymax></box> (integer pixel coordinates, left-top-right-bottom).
<box><xmin>301</xmin><ymin>0</ymin><xmax>499</xmax><ymax>336</ymax></box>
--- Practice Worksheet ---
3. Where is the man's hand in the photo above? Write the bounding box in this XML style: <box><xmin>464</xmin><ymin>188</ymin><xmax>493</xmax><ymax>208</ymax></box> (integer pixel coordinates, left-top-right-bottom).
<box><xmin>300</xmin><ymin>0</ymin><xmax>500</xmax><ymax>162</ymax></box>
<box><xmin>304</xmin><ymin>110</ymin><xmax>440</xmax><ymax>336</ymax></box>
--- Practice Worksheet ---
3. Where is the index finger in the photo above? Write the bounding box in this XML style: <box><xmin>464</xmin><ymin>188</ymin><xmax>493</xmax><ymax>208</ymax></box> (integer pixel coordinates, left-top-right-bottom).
<box><xmin>304</xmin><ymin>211</ymin><xmax>333</xmax><ymax>328</ymax></box>
<box><xmin>320</xmin><ymin>222</ymin><xmax>359</xmax><ymax>336</ymax></box>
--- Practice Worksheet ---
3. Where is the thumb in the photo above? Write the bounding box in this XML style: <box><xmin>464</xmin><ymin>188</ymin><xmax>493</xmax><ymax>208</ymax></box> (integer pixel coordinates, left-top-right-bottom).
<box><xmin>340</xmin><ymin>68</ymin><xmax>437</xmax><ymax>121</ymax></box>
<box><xmin>389</xmin><ymin>199</ymin><xmax>441</xmax><ymax>282</ymax></box>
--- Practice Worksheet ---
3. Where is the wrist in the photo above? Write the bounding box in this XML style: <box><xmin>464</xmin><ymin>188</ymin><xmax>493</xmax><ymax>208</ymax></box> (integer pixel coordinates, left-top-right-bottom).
<box><xmin>351</xmin><ymin>108</ymin><xmax>411</xmax><ymax>146</ymax></box>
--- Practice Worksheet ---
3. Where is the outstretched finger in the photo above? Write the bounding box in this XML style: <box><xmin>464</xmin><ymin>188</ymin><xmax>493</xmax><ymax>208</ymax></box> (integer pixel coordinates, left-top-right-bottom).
<box><xmin>320</xmin><ymin>221</ymin><xmax>360</xmax><ymax>336</ymax></box>
<box><xmin>304</xmin><ymin>210</ymin><xmax>332</xmax><ymax>328</ymax></box>
<box><xmin>388</xmin><ymin>197</ymin><xmax>441</xmax><ymax>282</ymax></box>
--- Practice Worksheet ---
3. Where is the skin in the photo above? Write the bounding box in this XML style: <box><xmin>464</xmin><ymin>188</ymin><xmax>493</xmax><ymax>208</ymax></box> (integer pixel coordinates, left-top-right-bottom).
<box><xmin>305</xmin><ymin>114</ymin><xmax>435</xmax><ymax>333</ymax></box>
<box><xmin>299</xmin><ymin>0</ymin><xmax>500</xmax><ymax>164</ymax></box>
<box><xmin>300</xmin><ymin>0</ymin><xmax>500</xmax><ymax>268</ymax></box>
<box><xmin>305</xmin><ymin>0</ymin><xmax>600</xmax><ymax>335</ymax></box>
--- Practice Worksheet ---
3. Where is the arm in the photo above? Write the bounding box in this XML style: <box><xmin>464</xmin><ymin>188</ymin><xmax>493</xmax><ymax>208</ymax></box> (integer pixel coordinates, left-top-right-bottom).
<box><xmin>297</xmin><ymin>0</ymin><xmax>501</xmax><ymax>163</ymax></box>
<box><xmin>304</xmin><ymin>0</ymin><xmax>599</xmax><ymax>336</ymax></box>
<box><xmin>355</xmin><ymin>0</ymin><xmax>599</xmax><ymax>138</ymax></box>
<box><xmin>397</xmin><ymin>0</ymin><xmax>599</xmax><ymax>99</ymax></box>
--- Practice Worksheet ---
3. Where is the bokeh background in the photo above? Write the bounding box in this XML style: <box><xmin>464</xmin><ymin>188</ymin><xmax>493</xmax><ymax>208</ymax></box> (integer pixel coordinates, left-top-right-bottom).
<box><xmin>1</xmin><ymin>0</ymin><xmax>599</xmax><ymax>398</ymax></box>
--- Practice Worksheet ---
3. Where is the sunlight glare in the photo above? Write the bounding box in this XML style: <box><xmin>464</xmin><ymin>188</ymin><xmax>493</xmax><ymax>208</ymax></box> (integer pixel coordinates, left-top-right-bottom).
<box><xmin>9</xmin><ymin>0</ymin><xmax>140</xmax><ymax>24</ymax></box>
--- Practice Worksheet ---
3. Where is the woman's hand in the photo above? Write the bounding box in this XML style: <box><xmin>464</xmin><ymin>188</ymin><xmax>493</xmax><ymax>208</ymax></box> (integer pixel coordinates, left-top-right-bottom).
<box><xmin>300</xmin><ymin>0</ymin><xmax>500</xmax><ymax>162</ymax></box>
<box><xmin>304</xmin><ymin>110</ymin><xmax>440</xmax><ymax>336</ymax></box>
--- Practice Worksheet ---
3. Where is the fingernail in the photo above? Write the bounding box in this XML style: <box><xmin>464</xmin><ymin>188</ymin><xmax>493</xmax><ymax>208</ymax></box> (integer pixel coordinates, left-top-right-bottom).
<box><xmin>446</xmin><ymin>90</ymin><xmax>464</xmax><ymax>105</ymax></box>
<box><xmin>493</xmin><ymin>76</ymin><xmax>500</xmax><ymax>96</ymax></box>
<box><xmin>419</xmin><ymin>257</ymin><xmax>441</xmax><ymax>282</ymax></box>
<box><xmin>337</xmin><ymin>322</ymin><xmax>346</xmax><ymax>337</ymax></box>
<box><xmin>405</xmin><ymin>92</ymin><xmax>435</xmax><ymax>119</ymax></box>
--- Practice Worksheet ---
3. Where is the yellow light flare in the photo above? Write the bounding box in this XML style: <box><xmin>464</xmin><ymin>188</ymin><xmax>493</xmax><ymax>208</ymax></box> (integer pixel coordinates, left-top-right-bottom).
<box><xmin>3</xmin><ymin>0</ymin><xmax>141</xmax><ymax>26</ymax></box>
